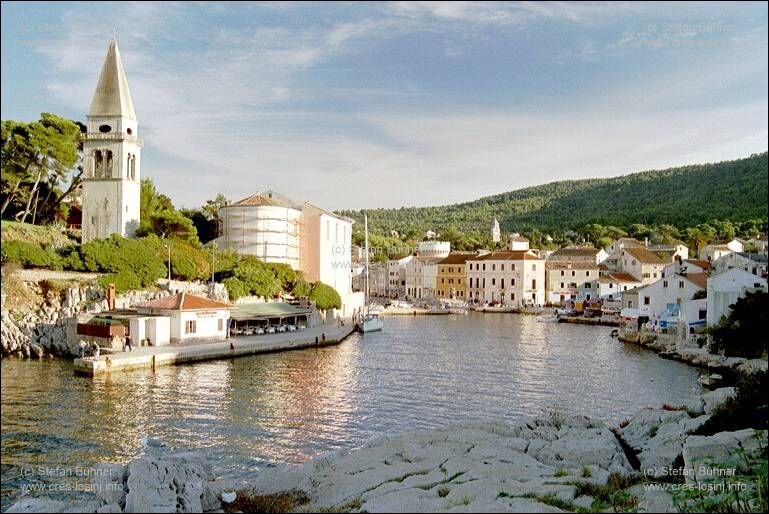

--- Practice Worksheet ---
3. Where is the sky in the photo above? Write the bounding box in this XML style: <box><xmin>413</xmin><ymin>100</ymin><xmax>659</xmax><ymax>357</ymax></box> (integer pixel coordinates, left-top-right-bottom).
<box><xmin>1</xmin><ymin>1</ymin><xmax>767</xmax><ymax>211</ymax></box>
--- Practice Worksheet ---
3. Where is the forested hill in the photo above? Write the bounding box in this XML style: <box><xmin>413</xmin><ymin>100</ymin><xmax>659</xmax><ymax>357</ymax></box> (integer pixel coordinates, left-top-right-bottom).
<box><xmin>339</xmin><ymin>153</ymin><xmax>768</xmax><ymax>235</ymax></box>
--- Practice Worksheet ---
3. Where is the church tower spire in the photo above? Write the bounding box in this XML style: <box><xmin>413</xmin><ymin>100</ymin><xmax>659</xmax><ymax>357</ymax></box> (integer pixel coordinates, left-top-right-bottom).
<box><xmin>81</xmin><ymin>39</ymin><xmax>142</xmax><ymax>243</ymax></box>
<box><xmin>88</xmin><ymin>39</ymin><xmax>137</xmax><ymax>120</ymax></box>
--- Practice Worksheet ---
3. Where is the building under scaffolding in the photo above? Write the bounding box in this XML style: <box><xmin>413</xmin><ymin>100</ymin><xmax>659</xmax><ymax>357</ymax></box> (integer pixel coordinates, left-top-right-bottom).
<box><xmin>218</xmin><ymin>190</ymin><xmax>302</xmax><ymax>269</ymax></box>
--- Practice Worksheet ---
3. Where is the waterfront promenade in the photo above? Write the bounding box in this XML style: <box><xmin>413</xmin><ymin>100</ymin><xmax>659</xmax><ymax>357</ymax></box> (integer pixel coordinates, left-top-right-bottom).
<box><xmin>73</xmin><ymin>322</ymin><xmax>355</xmax><ymax>376</ymax></box>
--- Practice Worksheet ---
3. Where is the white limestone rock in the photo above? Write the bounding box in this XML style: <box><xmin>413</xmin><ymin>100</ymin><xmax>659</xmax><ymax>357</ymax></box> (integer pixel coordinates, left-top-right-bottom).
<box><xmin>123</xmin><ymin>453</ymin><xmax>212</xmax><ymax>513</ymax></box>
<box><xmin>702</xmin><ymin>387</ymin><xmax>736</xmax><ymax>415</ymax></box>
<box><xmin>682</xmin><ymin>429</ymin><xmax>768</xmax><ymax>485</ymax></box>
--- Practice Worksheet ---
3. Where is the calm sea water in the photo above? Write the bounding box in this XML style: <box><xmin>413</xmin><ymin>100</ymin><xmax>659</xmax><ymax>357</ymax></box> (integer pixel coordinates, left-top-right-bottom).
<box><xmin>1</xmin><ymin>314</ymin><xmax>702</xmax><ymax>508</ymax></box>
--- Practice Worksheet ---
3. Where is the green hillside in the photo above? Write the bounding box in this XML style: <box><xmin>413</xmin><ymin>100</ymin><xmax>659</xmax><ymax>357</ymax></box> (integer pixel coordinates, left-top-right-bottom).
<box><xmin>340</xmin><ymin>153</ymin><xmax>768</xmax><ymax>236</ymax></box>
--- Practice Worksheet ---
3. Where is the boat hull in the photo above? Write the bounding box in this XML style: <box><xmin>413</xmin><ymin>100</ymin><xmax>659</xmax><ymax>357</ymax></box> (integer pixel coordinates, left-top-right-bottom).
<box><xmin>360</xmin><ymin>318</ymin><xmax>384</xmax><ymax>332</ymax></box>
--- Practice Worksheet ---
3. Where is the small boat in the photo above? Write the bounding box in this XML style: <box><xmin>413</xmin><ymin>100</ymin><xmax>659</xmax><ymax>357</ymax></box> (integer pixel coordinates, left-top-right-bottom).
<box><xmin>537</xmin><ymin>315</ymin><xmax>559</xmax><ymax>323</ymax></box>
<box><xmin>358</xmin><ymin>213</ymin><xmax>384</xmax><ymax>334</ymax></box>
<box><xmin>361</xmin><ymin>312</ymin><xmax>384</xmax><ymax>333</ymax></box>
<box><xmin>698</xmin><ymin>373</ymin><xmax>723</xmax><ymax>387</ymax></box>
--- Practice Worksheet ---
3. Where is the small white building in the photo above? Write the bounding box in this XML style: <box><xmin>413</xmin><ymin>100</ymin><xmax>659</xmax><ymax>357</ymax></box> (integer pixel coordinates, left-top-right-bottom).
<box><xmin>706</xmin><ymin>268</ymin><xmax>767</xmax><ymax>327</ymax></box>
<box><xmin>134</xmin><ymin>293</ymin><xmax>234</xmax><ymax>344</ymax></box>
<box><xmin>590</xmin><ymin>272</ymin><xmax>643</xmax><ymax>301</ymax></box>
<box><xmin>508</xmin><ymin>233</ymin><xmax>530</xmax><ymax>251</ymax></box>
<box><xmin>619</xmin><ymin>246</ymin><xmax>668</xmax><ymax>285</ymax></box>
<box><xmin>621</xmin><ymin>272</ymin><xmax>707</xmax><ymax>319</ymax></box>
<box><xmin>700</xmin><ymin>241</ymin><xmax>742</xmax><ymax>261</ymax></box>
<box><xmin>712</xmin><ymin>252</ymin><xmax>768</xmax><ymax>277</ymax></box>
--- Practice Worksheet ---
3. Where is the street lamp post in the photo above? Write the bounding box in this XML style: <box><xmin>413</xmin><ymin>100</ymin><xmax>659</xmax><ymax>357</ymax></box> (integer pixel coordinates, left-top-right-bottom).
<box><xmin>164</xmin><ymin>243</ymin><xmax>171</xmax><ymax>283</ymax></box>
<box><xmin>211</xmin><ymin>243</ymin><xmax>217</xmax><ymax>284</ymax></box>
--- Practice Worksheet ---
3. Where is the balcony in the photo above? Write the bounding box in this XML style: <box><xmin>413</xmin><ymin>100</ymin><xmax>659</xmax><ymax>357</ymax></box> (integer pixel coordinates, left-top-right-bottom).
<box><xmin>86</xmin><ymin>132</ymin><xmax>144</xmax><ymax>146</ymax></box>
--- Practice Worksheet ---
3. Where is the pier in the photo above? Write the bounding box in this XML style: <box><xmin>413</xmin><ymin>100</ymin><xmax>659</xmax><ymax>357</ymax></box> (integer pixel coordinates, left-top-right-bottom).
<box><xmin>73</xmin><ymin>323</ymin><xmax>355</xmax><ymax>376</ymax></box>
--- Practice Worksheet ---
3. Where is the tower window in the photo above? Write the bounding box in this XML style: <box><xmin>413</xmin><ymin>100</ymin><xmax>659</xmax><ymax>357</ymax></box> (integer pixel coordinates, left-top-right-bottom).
<box><xmin>99</xmin><ymin>124</ymin><xmax>112</xmax><ymax>133</ymax></box>
<box><xmin>126</xmin><ymin>128</ymin><xmax>133</xmax><ymax>135</ymax></box>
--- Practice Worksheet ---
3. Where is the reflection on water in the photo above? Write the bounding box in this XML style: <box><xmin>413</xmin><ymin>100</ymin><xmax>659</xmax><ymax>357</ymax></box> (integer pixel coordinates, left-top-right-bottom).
<box><xmin>1</xmin><ymin>314</ymin><xmax>701</xmax><ymax>507</ymax></box>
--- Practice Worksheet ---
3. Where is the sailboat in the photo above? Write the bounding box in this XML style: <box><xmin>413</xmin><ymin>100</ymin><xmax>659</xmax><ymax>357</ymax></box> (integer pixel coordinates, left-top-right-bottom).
<box><xmin>359</xmin><ymin>213</ymin><xmax>384</xmax><ymax>333</ymax></box>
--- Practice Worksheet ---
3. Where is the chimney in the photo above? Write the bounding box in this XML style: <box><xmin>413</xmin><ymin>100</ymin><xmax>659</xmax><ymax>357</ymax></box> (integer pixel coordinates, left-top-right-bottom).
<box><xmin>107</xmin><ymin>283</ymin><xmax>116</xmax><ymax>311</ymax></box>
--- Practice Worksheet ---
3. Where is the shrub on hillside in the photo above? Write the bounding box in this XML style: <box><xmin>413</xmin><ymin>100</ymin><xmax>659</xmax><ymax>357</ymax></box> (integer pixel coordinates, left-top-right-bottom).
<box><xmin>98</xmin><ymin>272</ymin><xmax>144</xmax><ymax>294</ymax></box>
<box><xmin>222</xmin><ymin>277</ymin><xmax>247</xmax><ymax>301</ymax></box>
<box><xmin>0</xmin><ymin>240</ymin><xmax>62</xmax><ymax>269</ymax></box>
<box><xmin>75</xmin><ymin>234</ymin><xmax>166</xmax><ymax>290</ymax></box>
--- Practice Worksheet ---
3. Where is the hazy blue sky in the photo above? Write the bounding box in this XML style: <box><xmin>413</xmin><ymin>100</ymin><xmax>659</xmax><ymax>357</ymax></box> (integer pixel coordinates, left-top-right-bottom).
<box><xmin>2</xmin><ymin>1</ymin><xmax>767</xmax><ymax>210</ymax></box>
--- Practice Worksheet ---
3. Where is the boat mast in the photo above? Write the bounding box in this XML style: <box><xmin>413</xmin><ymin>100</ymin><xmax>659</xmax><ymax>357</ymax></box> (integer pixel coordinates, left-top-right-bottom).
<box><xmin>364</xmin><ymin>213</ymin><xmax>370</xmax><ymax>310</ymax></box>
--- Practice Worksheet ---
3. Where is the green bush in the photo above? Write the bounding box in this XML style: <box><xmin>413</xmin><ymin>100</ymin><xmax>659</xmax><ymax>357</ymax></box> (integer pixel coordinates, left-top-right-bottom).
<box><xmin>222</xmin><ymin>277</ymin><xmax>247</xmax><ymax>301</ymax></box>
<box><xmin>97</xmin><ymin>272</ymin><xmax>145</xmax><ymax>294</ymax></box>
<box><xmin>76</xmin><ymin>234</ymin><xmax>166</xmax><ymax>290</ymax></box>
<box><xmin>710</xmin><ymin>291</ymin><xmax>768</xmax><ymax>358</ymax></box>
<box><xmin>0</xmin><ymin>240</ymin><xmax>62</xmax><ymax>269</ymax></box>
<box><xmin>309</xmin><ymin>282</ymin><xmax>341</xmax><ymax>311</ymax></box>
<box><xmin>233</xmin><ymin>256</ymin><xmax>282</xmax><ymax>298</ymax></box>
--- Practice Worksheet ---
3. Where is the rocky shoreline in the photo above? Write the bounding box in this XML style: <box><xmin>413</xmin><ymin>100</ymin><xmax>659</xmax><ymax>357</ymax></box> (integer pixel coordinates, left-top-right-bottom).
<box><xmin>7</xmin><ymin>388</ymin><xmax>766</xmax><ymax>513</ymax></box>
<box><xmin>1</xmin><ymin>280</ymin><xmax>227</xmax><ymax>359</ymax></box>
<box><xmin>617</xmin><ymin>332</ymin><xmax>768</xmax><ymax>376</ymax></box>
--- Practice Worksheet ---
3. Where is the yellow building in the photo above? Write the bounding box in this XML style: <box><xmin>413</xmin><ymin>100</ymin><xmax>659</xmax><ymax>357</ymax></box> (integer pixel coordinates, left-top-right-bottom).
<box><xmin>436</xmin><ymin>253</ymin><xmax>474</xmax><ymax>300</ymax></box>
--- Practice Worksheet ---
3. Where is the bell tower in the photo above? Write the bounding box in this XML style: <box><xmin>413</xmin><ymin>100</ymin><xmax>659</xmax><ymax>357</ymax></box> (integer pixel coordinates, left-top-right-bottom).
<box><xmin>81</xmin><ymin>39</ymin><xmax>142</xmax><ymax>243</ymax></box>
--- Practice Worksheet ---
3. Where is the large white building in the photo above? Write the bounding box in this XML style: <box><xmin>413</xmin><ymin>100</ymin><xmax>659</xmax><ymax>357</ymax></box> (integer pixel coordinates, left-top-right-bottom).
<box><xmin>466</xmin><ymin>251</ymin><xmax>545</xmax><ymax>306</ymax></box>
<box><xmin>81</xmin><ymin>40</ymin><xmax>142</xmax><ymax>243</ymax></box>
<box><xmin>706</xmin><ymin>268</ymin><xmax>767</xmax><ymax>327</ymax></box>
<box><xmin>217</xmin><ymin>192</ymin><xmax>360</xmax><ymax>316</ymax></box>
<box><xmin>405</xmin><ymin>256</ymin><xmax>442</xmax><ymax>299</ymax></box>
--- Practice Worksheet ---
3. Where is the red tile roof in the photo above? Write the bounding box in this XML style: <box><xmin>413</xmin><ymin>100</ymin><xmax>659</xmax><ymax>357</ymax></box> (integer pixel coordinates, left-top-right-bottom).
<box><xmin>624</xmin><ymin>246</ymin><xmax>666</xmax><ymax>265</ymax></box>
<box><xmin>684</xmin><ymin>259</ymin><xmax>712</xmax><ymax>271</ymax></box>
<box><xmin>467</xmin><ymin>250</ymin><xmax>541</xmax><ymax>261</ymax></box>
<box><xmin>438</xmin><ymin>252</ymin><xmax>475</xmax><ymax>265</ymax></box>
<box><xmin>550</xmin><ymin>247</ymin><xmax>600</xmax><ymax>258</ymax></box>
<box><xmin>134</xmin><ymin>292</ymin><xmax>233</xmax><ymax>311</ymax></box>
<box><xmin>682</xmin><ymin>272</ymin><xmax>708</xmax><ymax>290</ymax></box>
<box><xmin>607</xmin><ymin>272</ymin><xmax>642</xmax><ymax>283</ymax></box>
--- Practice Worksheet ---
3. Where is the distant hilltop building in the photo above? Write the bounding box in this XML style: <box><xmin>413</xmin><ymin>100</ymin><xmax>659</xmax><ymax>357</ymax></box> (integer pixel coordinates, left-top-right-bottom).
<box><xmin>81</xmin><ymin>39</ymin><xmax>142</xmax><ymax>243</ymax></box>
<box><xmin>508</xmin><ymin>233</ymin><xmax>530</xmax><ymax>251</ymax></box>
<box><xmin>491</xmin><ymin>218</ymin><xmax>501</xmax><ymax>244</ymax></box>
<box><xmin>216</xmin><ymin>190</ymin><xmax>359</xmax><ymax>315</ymax></box>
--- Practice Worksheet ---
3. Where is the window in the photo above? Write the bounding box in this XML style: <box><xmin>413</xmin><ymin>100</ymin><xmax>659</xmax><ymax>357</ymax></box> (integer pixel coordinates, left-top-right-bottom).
<box><xmin>441</xmin><ymin>278</ymin><xmax>445</xmax><ymax>284</ymax></box>
<box><xmin>532</xmin><ymin>279</ymin><xmax>537</xmax><ymax>289</ymax></box>
<box><xmin>98</xmin><ymin>124</ymin><xmax>112</xmax><ymax>133</ymax></box>
<box><xmin>482</xmin><ymin>278</ymin><xmax>485</xmax><ymax>288</ymax></box>
<box><xmin>482</xmin><ymin>264</ymin><xmax>486</xmax><ymax>271</ymax></box>
<box><xmin>126</xmin><ymin>127</ymin><xmax>133</xmax><ymax>135</ymax></box>
<box><xmin>501</xmin><ymin>264</ymin><xmax>505</xmax><ymax>271</ymax></box>
<box><xmin>185</xmin><ymin>320</ymin><xmax>197</xmax><ymax>334</ymax></box>
<box><xmin>644</xmin><ymin>296</ymin><xmax>650</xmax><ymax>305</ymax></box>
<box><xmin>561</xmin><ymin>270</ymin><xmax>565</xmax><ymax>276</ymax></box>
<box><xmin>511</xmin><ymin>293</ymin><xmax>515</xmax><ymax>300</ymax></box>
<box><xmin>571</xmin><ymin>271</ymin><xmax>575</xmax><ymax>277</ymax></box>
<box><xmin>458</xmin><ymin>278</ymin><xmax>461</xmax><ymax>285</ymax></box>
<box><xmin>698</xmin><ymin>309</ymin><xmax>706</xmax><ymax>320</ymax></box>
<box><xmin>663</xmin><ymin>281</ymin><xmax>668</xmax><ymax>288</ymax></box>
<box><xmin>560</xmin><ymin>282</ymin><xmax>565</xmax><ymax>288</ymax></box>
<box><xmin>501</xmin><ymin>278</ymin><xmax>505</xmax><ymax>289</ymax></box>
<box><xmin>492</xmin><ymin>264</ymin><xmax>496</xmax><ymax>271</ymax></box>
<box><xmin>679</xmin><ymin>281</ymin><xmax>685</xmax><ymax>289</ymax></box>
<box><xmin>586</xmin><ymin>271</ymin><xmax>590</xmax><ymax>277</ymax></box>
<box><xmin>531</xmin><ymin>264</ymin><xmax>536</xmax><ymax>271</ymax></box>
<box><xmin>492</xmin><ymin>278</ymin><xmax>496</xmax><ymax>286</ymax></box>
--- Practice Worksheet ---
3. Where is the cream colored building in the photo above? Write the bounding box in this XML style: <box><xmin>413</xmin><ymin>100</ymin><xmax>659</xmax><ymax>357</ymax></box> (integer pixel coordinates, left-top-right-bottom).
<box><xmin>466</xmin><ymin>251</ymin><xmax>545</xmax><ymax>306</ymax></box>
<box><xmin>545</xmin><ymin>261</ymin><xmax>599</xmax><ymax>305</ymax></box>
<box><xmin>620</xmin><ymin>247</ymin><xmax>668</xmax><ymax>285</ymax></box>
<box><xmin>81</xmin><ymin>40</ymin><xmax>142</xmax><ymax>243</ymax></box>
<box><xmin>405</xmin><ymin>256</ymin><xmax>442</xmax><ymax>299</ymax></box>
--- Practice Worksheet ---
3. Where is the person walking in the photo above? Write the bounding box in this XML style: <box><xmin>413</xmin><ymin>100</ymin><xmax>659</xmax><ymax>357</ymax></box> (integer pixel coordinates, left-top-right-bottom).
<box><xmin>91</xmin><ymin>342</ymin><xmax>100</xmax><ymax>361</ymax></box>
<box><xmin>78</xmin><ymin>340</ymin><xmax>87</xmax><ymax>359</ymax></box>
<box><xmin>123</xmin><ymin>335</ymin><xmax>133</xmax><ymax>352</ymax></box>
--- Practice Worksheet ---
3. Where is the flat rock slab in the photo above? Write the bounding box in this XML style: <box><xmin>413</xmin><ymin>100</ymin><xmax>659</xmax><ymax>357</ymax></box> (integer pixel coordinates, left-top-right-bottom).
<box><xmin>246</xmin><ymin>416</ymin><xmax>632</xmax><ymax>512</ymax></box>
